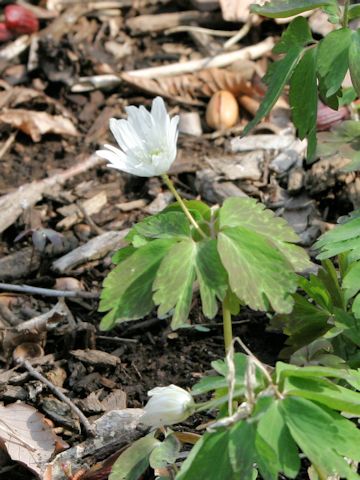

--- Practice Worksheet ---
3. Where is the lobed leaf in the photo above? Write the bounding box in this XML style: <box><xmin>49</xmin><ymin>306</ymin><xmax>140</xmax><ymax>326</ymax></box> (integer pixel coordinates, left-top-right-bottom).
<box><xmin>315</xmin><ymin>210</ymin><xmax>360</xmax><ymax>261</ymax></box>
<box><xmin>289</xmin><ymin>47</ymin><xmax>318</xmax><ymax>160</ymax></box>
<box><xmin>349</xmin><ymin>30</ymin><xmax>360</xmax><ymax>98</ymax></box>
<box><xmin>218</xmin><ymin>226</ymin><xmax>297</xmax><ymax>313</ymax></box>
<box><xmin>176</xmin><ymin>430</ymin><xmax>234</xmax><ymax>480</ymax></box>
<box><xmin>256</xmin><ymin>400</ymin><xmax>300</xmax><ymax>479</ymax></box>
<box><xmin>99</xmin><ymin>239</ymin><xmax>175</xmax><ymax>330</ymax></box>
<box><xmin>153</xmin><ymin>239</ymin><xmax>197</xmax><ymax>328</ymax></box>
<box><xmin>281</xmin><ymin>396</ymin><xmax>360</xmax><ymax>478</ymax></box>
<box><xmin>195</xmin><ymin>239</ymin><xmax>228</xmax><ymax>319</ymax></box>
<box><xmin>242</xmin><ymin>46</ymin><xmax>302</xmax><ymax>135</ymax></box>
<box><xmin>250</xmin><ymin>0</ymin><xmax>335</xmax><ymax>18</ymax></box>
<box><xmin>109</xmin><ymin>433</ymin><xmax>160</xmax><ymax>480</ymax></box>
<box><xmin>273</xmin><ymin>16</ymin><xmax>313</xmax><ymax>54</ymax></box>
<box><xmin>283</xmin><ymin>375</ymin><xmax>360</xmax><ymax>415</ymax></box>
<box><xmin>317</xmin><ymin>28</ymin><xmax>352</xmax><ymax>98</ymax></box>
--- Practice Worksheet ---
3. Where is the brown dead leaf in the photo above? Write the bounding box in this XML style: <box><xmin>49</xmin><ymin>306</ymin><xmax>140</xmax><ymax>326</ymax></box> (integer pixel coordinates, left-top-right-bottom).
<box><xmin>0</xmin><ymin>87</ymin><xmax>75</xmax><ymax>120</ymax></box>
<box><xmin>121</xmin><ymin>67</ymin><xmax>256</xmax><ymax>106</ymax></box>
<box><xmin>0</xmin><ymin>403</ymin><xmax>68</xmax><ymax>477</ymax></box>
<box><xmin>0</xmin><ymin>109</ymin><xmax>79</xmax><ymax>142</ymax></box>
<box><xmin>219</xmin><ymin>0</ymin><xmax>253</xmax><ymax>21</ymax></box>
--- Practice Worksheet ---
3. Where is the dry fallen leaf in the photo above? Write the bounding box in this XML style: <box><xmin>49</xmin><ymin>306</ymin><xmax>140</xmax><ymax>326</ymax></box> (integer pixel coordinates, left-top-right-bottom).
<box><xmin>122</xmin><ymin>67</ymin><xmax>256</xmax><ymax>106</ymax></box>
<box><xmin>0</xmin><ymin>109</ymin><xmax>79</xmax><ymax>142</ymax></box>
<box><xmin>0</xmin><ymin>403</ymin><xmax>68</xmax><ymax>477</ymax></box>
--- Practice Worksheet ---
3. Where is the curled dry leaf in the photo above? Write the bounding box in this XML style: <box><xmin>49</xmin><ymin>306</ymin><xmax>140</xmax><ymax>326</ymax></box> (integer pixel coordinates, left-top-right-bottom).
<box><xmin>0</xmin><ymin>86</ymin><xmax>76</xmax><ymax>120</ymax></box>
<box><xmin>0</xmin><ymin>109</ymin><xmax>79</xmax><ymax>142</ymax></box>
<box><xmin>0</xmin><ymin>402</ymin><xmax>68</xmax><ymax>477</ymax></box>
<box><xmin>121</xmin><ymin>67</ymin><xmax>256</xmax><ymax>106</ymax></box>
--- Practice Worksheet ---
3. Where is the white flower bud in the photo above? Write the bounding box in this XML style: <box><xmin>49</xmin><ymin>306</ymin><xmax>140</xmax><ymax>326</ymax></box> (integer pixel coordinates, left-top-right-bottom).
<box><xmin>96</xmin><ymin>96</ymin><xmax>179</xmax><ymax>177</ymax></box>
<box><xmin>141</xmin><ymin>385</ymin><xmax>195</xmax><ymax>428</ymax></box>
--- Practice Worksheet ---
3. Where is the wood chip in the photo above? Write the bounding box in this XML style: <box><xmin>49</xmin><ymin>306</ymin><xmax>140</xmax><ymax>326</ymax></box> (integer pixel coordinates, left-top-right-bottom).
<box><xmin>70</xmin><ymin>349</ymin><xmax>120</xmax><ymax>367</ymax></box>
<box><xmin>57</xmin><ymin>191</ymin><xmax>107</xmax><ymax>229</ymax></box>
<box><xmin>52</xmin><ymin>230</ymin><xmax>128</xmax><ymax>273</ymax></box>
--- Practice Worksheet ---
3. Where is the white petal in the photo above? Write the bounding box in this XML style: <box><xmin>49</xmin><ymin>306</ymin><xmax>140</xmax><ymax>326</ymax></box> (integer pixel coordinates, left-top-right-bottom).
<box><xmin>110</xmin><ymin>118</ymin><xmax>140</xmax><ymax>152</ymax></box>
<box><xmin>96</xmin><ymin>148</ymin><xmax>146</xmax><ymax>176</ymax></box>
<box><xmin>151</xmin><ymin>97</ymin><xmax>167</xmax><ymax>127</ymax></box>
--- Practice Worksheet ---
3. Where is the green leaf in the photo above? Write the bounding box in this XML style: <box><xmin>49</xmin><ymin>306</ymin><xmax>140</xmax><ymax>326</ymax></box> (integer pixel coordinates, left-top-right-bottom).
<box><xmin>349</xmin><ymin>4</ymin><xmax>360</xmax><ymax>21</ymax></box>
<box><xmin>283</xmin><ymin>375</ymin><xmax>360</xmax><ymax>415</ymax></box>
<box><xmin>149</xmin><ymin>434</ymin><xmax>181</xmax><ymax>469</ymax></box>
<box><xmin>343</xmin><ymin>261</ymin><xmax>360</xmax><ymax>299</ymax></box>
<box><xmin>195</xmin><ymin>239</ymin><xmax>228</xmax><ymax>319</ymax></box>
<box><xmin>273</xmin><ymin>17</ymin><xmax>313</xmax><ymax>54</ymax></box>
<box><xmin>275</xmin><ymin>361</ymin><xmax>360</xmax><ymax>390</ymax></box>
<box><xmin>281</xmin><ymin>396</ymin><xmax>360</xmax><ymax>479</ymax></box>
<box><xmin>219</xmin><ymin>197</ymin><xmax>298</xmax><ymax>241</ymax></box>
<box><xmin>289</xmin><ymin>46</ymin><xmax>318</xmax><ymax>160</ymax></box>
<box><xmin>243</xmin><ymin>46</ymin><xmax>302</xmax><ymax>135</ymax></box>
<box><xmin>317</xmin><ymin>28</ymin><xmax>352</xmax><ymax>98</ymax></box>
<box><xmin>271</xmin><ymin>293</ymin><xmax>331</xmax><ymax>356</ymax></box>
<box><xmin>99</xmin><ymin>239</ymin><xmax>175</xmax><ymax>330</ymax></box>
<box><xmin>334</xmin><ymin>308</ymin><xmax>360</xmax><ymax>346</ymax></box>
<box><xmin>250</xmin><ymin>0</ymin><xmax>335</xmax><ymax>18</ymax></box>
<box><xmin>130</xmin><ymin>212</ymin><xmax>191</xmax><ymax>240</ymax></box>
<box><xmin>256</xmin><ymin>401</ymin><xmax>300</xmax><ymax>479</ymax></box>
<box><xmin>112</xmin><ymin>245</ymin><xmax>136</xmax><ymax>265</ymax></box>
<box><xmin>163</xmin><ymin>199</ymin><xmax>211</xmax><ymax>222</ymax></box>
<box><xmin>228</xmin><ymin>421</ymin><xmax>256</xmax><ymax>480</ymax></box>
<box><xmin>218</xmin><ymin>226</ymin><xmax>297</xmax><ymax>313</ymax></box>
<box><xmin>176</xmin><ymin>430</ymin><xmax>235</xmax><ymax>480</ymax></box>
<box><xmin>219</xmin><ymin>197</ymin><xmax>310</xmax><ymax>271</ymax></box>
<box><xmin>153</xmin><ymin>239</ymin><xmax>196</xmax><ymax>328</ymax></box>
<box><xmin>192</xmin><ymin>353</ymin><xmax>248</xmax><ymax>395</ymax></box>
<box><xmin>109</xmin><ymin>432</ymin><xmax>160</xmax><ymax>480</ymax></box>
<box><xmin>349</xmin><ymin>30</ymin><xmax>360</xmax><ymax>98</ymax></box>
<box><xmin>315</xmin><ymin>209</ymin><xmax>360</xmax><ymax>261</ymax></box>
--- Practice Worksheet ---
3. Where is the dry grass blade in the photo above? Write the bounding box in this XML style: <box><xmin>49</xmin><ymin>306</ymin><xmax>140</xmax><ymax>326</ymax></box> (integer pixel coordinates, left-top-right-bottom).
<box><xmin>122</xmin><ymin>67</ymin><xmax>256</xmax><ymax>106</ymax></box>
<box><xmin>0</xmin><ymin>403</ymin><xmax>68</xmax><ymax>477</ymax></box>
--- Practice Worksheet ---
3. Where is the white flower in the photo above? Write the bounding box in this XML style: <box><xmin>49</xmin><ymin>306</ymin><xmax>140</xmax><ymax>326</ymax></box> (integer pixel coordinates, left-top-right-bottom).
<box><xmin>96</xmin><ymin>96</ymin><xmax>179</xmax><ymax>177</ymax></box>
<box><xmin>141</xmin><ymin>385</ymin><xmax>195</xmax><ymax>428</ymax></box>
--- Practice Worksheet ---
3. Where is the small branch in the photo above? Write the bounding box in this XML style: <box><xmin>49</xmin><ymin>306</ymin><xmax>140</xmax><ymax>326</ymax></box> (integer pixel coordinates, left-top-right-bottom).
<box><xmin>19</xmin><ymin>359</ymin><xmax>95</xmax><ymax>437</ymax></box>
<box><xmin>0</xmin><ymin>282</ymin><xmax>99</xmax><ymax>299</ymax></box>
<box><xmin>223</xmin><ymin>21</ymin><xmax>252</xmax><ymax>50</ymax></box>
<box><xmin>125</xmin><ymin>37</ymin><xmax>274</xmax><ymax>78</ymax></box>
<box><xmin>165</xmin><ymin>25</ymin><xmax>236</xmax><ymax>37</ymax></box>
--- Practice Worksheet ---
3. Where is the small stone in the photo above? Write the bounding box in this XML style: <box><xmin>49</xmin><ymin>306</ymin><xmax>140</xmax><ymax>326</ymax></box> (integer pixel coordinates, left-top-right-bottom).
<box><xmin>196</xmin><ymin>169</ymin><xmax>247</xmax><ymax>203</ymax></box>
<box><xmin>179</xmin><ymin>112</ymin><xmax>203</xmax><ymax>137</ymax></box>
<box><xmin>145</xmin><ymin>192</ymin><xmax>173</xmax><ymax>214</ymax></box>
<box><xmin>231</xmin><ymin>134</ymin><xmax>294</xmax><ymax>152</ymax></box>
<box><xmin>207</xmin><ymin>151</ymin><xmax>263</xmax><ymax>181</ymax></box>
<box><xmin>287</xmin><ymin>167</ymin><xmax>305</xmax><ymax>194</ymax></box>
<box><xmin>270</xmin><ymin>150</ymin><xmax>299</xmax><ymax>174</ymax></box>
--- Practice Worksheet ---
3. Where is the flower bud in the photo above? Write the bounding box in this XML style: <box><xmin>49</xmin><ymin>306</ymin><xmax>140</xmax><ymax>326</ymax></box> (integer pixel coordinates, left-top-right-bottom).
<box><xmin>317</xmin><ymin>101</ymin><xmax>349</xmax><ymax>131</ymax></box>
<box><xmin>141</xmin><ymin>385</ymin><xmax>195</xmax><ymax>428</ymax></box>
<box><xmin>206</xmin><ymin>90</ymin><xmax>239</xmax><ymax>130</ymax></box>
<box><xmin>4</xmin><ymin>4</ymin><xmax>39</xmax><ymax>35</ymax></box>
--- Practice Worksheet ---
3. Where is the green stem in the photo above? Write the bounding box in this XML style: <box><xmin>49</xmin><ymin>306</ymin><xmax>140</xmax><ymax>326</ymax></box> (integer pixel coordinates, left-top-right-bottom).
<box><xmin>222</xmin><ymin>301</ymin><xmax>233</xmax><ymax>354</ymax></box>
<box><xmin>342</xmin><ymin>0</ymin><xmax>350</xmax><ymax>27</ymax></box>
<box><xmin>161</xmin><ymin>174</ymin><xmax>207</xmax><ymax>238</ymax></box>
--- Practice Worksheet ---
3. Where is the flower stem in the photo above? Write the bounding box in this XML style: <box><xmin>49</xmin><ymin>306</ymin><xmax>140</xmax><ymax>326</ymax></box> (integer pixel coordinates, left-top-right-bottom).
<box><xmin>161</xmin><ymin>174</ymin><xmax>207</xmax><ymax>238</ymax></box>
<box><xmin>342</xmin><ymin>0</ymin><xmax>350</xmax><ymax>27</ymax></box>
<box><xmin>222</xmin><ymin>300</ymin><xmax>233</xmax><ymax>354</ymax></box>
